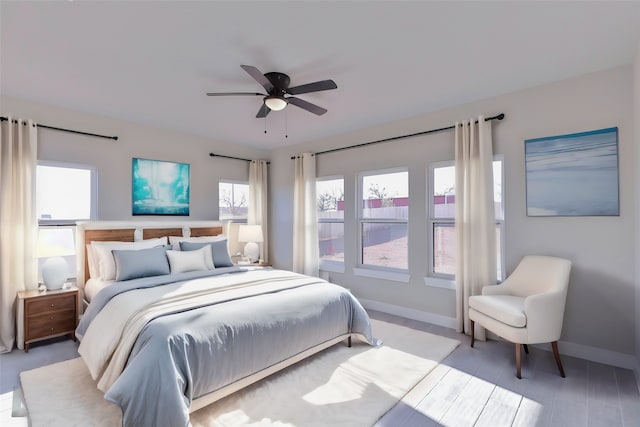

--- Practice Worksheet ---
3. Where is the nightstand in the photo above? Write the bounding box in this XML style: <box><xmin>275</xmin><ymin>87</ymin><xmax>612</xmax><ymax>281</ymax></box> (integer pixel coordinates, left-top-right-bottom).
<box><xmin>235</xmin><ymin>262</ymin><xmax>272</xmax><ymax>268</ymax></box>
<box><xmin>17</xmin><ymin>287</ymin><xmax>79</xmax><ymax>352</ymax></box>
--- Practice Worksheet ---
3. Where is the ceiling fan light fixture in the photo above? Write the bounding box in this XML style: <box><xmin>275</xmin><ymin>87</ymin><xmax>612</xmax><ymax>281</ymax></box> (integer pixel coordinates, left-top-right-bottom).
<box><xmin>264</xmin><ymin>95</ymin><xmax>287</xmax><ymax>111</ymax></box>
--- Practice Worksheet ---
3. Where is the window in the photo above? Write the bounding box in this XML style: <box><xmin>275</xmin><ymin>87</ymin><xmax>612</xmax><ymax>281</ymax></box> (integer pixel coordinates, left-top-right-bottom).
<box><xmin>316</xmin><ymin>177</ymin><xmax>344</xmax><ymax>271</ymax></box>
<box><xmin>429</xmin><ymin>158</ymin><xmax>504</xmax><ymax>282</ymax></box>
<box><xmin>36</xmin><ymin>161</ymin><xmax>96</xmax><ymax>225</ymax></box>
<box><xmin>219</xmin><ymin>180</ymin><xmax>249</xmax><ymax>222</ymax></box>
<box><xmin>359</xmin><ymin>169</ymin><xmax>409</xmax><ymax>271</ymax></box>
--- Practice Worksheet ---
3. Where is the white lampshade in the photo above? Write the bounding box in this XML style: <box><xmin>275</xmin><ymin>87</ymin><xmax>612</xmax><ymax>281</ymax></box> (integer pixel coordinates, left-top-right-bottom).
<box><xmin>264</xmin><ymin>96</ymin><xmax>287</xmax><ymax>111</ymax></box>
<box><xmin>36</xmin><ymin>228</ymin><xmax>75</xmax><ymax>290</ymax></box>
<box><xmin>238</xmin><ymin>225</ymin><xmax>264</xmax><ymax>243</ymax></box>
<box><xmin>238</xmin><ymin>225</ymin><xmax>263</xmax><ymax>263</ymax></box>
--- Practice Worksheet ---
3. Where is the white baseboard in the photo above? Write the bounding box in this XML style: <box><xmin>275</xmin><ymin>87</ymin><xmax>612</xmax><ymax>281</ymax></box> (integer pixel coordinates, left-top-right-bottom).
<box><xmin>532</xmin><ymin>340</ymin><xmax>637</xmax><ymax>371</ymax></box>
<box><xmin>360</xmin><ymin>298</ymin><xmax>638</xmax><ymax>373</ymax></box>
<box><xmin>359</xmin><ymin>298</ymin><xmax>457</xmax><ymax>329</ymax></box>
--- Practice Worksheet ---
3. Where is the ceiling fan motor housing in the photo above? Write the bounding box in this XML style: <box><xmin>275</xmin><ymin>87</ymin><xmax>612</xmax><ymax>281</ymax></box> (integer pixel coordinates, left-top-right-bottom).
<box><xmin>264</xmin><ymin>72</ymin><xmax>291</xmax><ymax>93</ymax></box>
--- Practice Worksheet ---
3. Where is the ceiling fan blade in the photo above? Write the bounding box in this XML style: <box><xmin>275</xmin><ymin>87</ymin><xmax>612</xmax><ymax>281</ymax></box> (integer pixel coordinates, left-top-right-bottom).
<box><xmin>256</xmin><ymin>103</ymin><xmax>271</xmax><ymax>118</ymax></box>
<box><xmin>287</xmin><ymin>79</ymin><xmax>337</xmax><ymax>95</ymax></box>
<box><xmin>241</xmin><ymin>65</ymin><xmax>274</xmax><ymax>93</ymax></box>
<box><xmin>206</xmin><ymin>92</ymin><xmax>264</xmax><ymax>96</ymax></box>
<box><xmin>287</xmin><ymin>97</ymin><xmax>327</xmax><ymax>116</ymax></box>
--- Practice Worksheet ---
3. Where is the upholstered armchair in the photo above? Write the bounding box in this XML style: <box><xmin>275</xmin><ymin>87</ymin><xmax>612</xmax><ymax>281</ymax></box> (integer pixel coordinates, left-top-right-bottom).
<box><xmin>468</xmin><ymin>255</ymin><xmax>572</xmax><ymax>379</ymax></box>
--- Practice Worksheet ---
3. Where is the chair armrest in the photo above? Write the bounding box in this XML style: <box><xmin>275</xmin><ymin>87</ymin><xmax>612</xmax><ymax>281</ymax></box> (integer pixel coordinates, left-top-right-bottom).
<box><xmin>481</xmin><ymin>284</ymin><xmax>511</xmax><ymax>296</ymax></box>
<box><xmin>524</xmin><ymin>291</ymin><xmax>566</xmax><ymax>343</ymax></box>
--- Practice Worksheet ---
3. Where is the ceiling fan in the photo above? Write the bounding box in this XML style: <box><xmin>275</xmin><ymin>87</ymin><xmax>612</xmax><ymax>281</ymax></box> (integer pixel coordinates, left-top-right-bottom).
<box><xmin>206</xmin><ymin>65</ymin><xmax>337</xmax><ymax>118</ymax></box>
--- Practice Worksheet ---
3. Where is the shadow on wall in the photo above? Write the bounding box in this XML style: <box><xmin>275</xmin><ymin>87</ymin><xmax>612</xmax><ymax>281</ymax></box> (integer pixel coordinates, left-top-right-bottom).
<box><xmin>562</xmin><ymin>266</ymin><xmax>635</xmax><ymax>354</ymax></box>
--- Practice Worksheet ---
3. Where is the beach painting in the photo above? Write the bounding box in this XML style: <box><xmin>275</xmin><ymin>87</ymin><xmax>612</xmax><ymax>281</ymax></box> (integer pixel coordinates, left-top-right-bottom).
<box><xmin>132</xmin><ymin>158</ymin><xmax>190</xmax><ymax>215</ymax></box>
<box><xmin>525</xmin><ymin>127</ymin><xmax>619</xmax><ymax>216</ymax></box>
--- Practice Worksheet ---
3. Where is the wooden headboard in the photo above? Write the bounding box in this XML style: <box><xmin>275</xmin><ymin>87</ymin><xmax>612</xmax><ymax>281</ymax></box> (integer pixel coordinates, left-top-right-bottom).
<box><xmin>78</xmin><ymin>221</ymin><xmax>225</xmax><ymax>286</ymax></box>
<box><xmin>141</xmin><ymin>227</ymin><xmax>223</xmax><ymax>239</ymax></box>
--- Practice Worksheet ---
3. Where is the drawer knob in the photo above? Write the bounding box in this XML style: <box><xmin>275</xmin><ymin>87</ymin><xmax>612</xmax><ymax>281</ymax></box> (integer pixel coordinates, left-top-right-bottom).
<box><xmin>50</xmin><ymin>304</ymin><xmax>55</xmax><ymax>308</ymax></box>
<box><xmin>50</xmin><ymin>328</ymin><xmax>54</xmax><ymax>332</ymax></box>
<box><xmin>50</xmin><ymin>316</ymin><xmax>54</xmax><ymax>320</ymax></box>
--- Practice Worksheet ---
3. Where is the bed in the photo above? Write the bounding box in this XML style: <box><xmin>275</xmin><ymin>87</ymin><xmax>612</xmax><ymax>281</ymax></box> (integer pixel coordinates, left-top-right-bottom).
<box><xmin>74</xmin><ymin>221</ymin><xmax>377</xmax><ymax>427</ymax></box>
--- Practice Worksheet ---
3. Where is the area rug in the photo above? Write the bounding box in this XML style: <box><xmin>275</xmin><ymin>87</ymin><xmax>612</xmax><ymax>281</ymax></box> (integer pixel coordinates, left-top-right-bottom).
<box><xmin>20</xmin><ymin>319</ymin><xmax>459</xmax><ymax>427</ymax></box>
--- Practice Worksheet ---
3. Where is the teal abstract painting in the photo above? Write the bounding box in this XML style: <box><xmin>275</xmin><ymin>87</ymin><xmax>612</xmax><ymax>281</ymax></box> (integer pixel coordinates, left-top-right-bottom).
<box><xmin>525</xmin><ymin>127</ymin><xmax>618</xmax><ymax>216</ymax></box>
<box><xmin>132</xmin><ymin>158</ymin><xmax>190</xmax><ymax>215</ymax></box>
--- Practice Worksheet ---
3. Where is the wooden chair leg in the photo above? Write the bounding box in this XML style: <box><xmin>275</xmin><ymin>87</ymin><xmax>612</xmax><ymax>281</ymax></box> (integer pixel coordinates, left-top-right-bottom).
<box><xmin>470</xmin><ymin>320</ymin><xmax>475</xmax><ymax>348</ymax></box>
<box><xmin>515</xmin><ymin>343</ymin><xmax>522</xmax><ymax>379</ymax></box>
<box><xmin>551</xmin><ymin>341</ymin><xmax>566</xmax><ymax>378</ymax></box>
<box><xmin>522</xmin><ymin>344</ymin><xmax>529</xmax><ymax>354</ymax></box>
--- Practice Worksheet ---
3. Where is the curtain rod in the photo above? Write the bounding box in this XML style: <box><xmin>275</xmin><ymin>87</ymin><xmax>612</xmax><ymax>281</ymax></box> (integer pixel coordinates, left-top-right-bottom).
<box><xmin>209</xmin><ymin>152</ymin><xmax>270</xmax><ymax>165</ymax></box>
<box><xmin>290</xmin><ymin>113</ymin><xmax>504</xmax><ymax>159</ymax></box>
<box><xmin>0</xmin><ymin>116</ymin><xmax>118</xmax><ymax>141</ymax></box>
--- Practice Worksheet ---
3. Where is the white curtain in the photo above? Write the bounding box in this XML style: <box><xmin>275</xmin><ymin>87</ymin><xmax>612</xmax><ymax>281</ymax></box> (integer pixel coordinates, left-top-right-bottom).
<box><xmin>0</xmin><ymin>117</ymin><xmax>38</xmax><ymax>353</ymax></box>
<box><xmin>293</xmin><ymin>153</ymin><xmax>319</xmax><ymax>276</ymax></box>
<box><xmin>248</xmin><ymin>159</ymin><xmax>269</xmax><ymax>262</ymax></box>
<box><xmin>455</xmin><ymin>116</ymin><xmax>496</xmax><ymax>340</ymax></box>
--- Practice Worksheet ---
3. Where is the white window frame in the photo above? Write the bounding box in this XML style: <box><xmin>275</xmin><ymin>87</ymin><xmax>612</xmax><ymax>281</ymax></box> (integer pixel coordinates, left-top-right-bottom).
<box><xmin>37</xmin><ymin>160</ymin><xmax>97</xmax><ymax>226</ymax></box>
<box><xmin>218</xmin><ymin>179</ymin><xmax>249</xmax><ymax>223</ymax></box>
<box><xmin>426</xmin><ymin>156</ymin><xmax>505</xmax><ymax>288</ymax></box>
<box><xmin>316</xmin><ymin>175</ymin><xmax>345</xmax><ymax>273</ymax></box>
<box><xmin>355</xmin><ymin>167</ymin><xmax>410</xmax><ymax>281</ymax></box>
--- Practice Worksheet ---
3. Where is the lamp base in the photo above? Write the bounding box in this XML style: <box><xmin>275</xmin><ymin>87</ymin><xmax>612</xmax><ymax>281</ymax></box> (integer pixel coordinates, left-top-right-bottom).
<box><xmin>243</xmin><ymin>242</ymin><xmax>260</xmax><ymax>263</ymax></box>
<box><xmin>42</xmin><ymin>257</ymin><xmax>68</xmax><ymax>290</ymax></box>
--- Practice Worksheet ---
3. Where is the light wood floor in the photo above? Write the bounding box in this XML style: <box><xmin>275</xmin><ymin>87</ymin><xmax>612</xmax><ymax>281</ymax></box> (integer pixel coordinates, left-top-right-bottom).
<box><xmin>1</xmin><ymin>310</ymin><xmax>638</xmax><ymax>426</ymax></box>
<box><xmin>370</xmin><ymin>311</ymin><xmax>640</xmax><ymax>427</ymax></box>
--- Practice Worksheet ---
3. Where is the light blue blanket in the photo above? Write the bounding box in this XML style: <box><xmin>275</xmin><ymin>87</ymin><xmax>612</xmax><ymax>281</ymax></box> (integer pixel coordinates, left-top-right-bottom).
<box><xmin>77</xmin><ymin>269</ymin><xmax>376</xmax><ymax>427</ymax></box>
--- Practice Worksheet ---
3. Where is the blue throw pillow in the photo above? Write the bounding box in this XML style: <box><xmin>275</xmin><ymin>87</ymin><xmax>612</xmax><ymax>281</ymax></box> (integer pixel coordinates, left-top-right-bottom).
<box><xmin>180</xmin><ymin>239</ymin><xmax>234</xmax><ymax>268</ymax></box>
<box><xmin>112</xmin><ymin>246</ymin><xmax>170</xmax><ymax>281</ymax></box>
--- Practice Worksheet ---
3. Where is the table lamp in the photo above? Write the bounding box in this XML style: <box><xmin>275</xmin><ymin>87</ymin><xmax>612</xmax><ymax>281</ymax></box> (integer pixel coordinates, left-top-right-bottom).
<box><xmin>36</xmin><ymin>228</ymin><xmax>75</xmax><ymax>290</ymax></box>
<box><xmin>238</xmin><ymin>225</ymin><xmax>263</xmax><ymax>263</ymax></box>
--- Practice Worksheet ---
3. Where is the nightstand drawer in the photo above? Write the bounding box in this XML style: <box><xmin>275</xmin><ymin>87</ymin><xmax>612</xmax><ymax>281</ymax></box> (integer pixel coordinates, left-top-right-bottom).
<box><xmin>26</xmin><ymin>309</ymin><xmax>76</xmax><ymax>340</ymax></box>
<box><xmin>26</xmin><ymin>294</ymin><xmax>76</xmax><ymax>314</ymax></box>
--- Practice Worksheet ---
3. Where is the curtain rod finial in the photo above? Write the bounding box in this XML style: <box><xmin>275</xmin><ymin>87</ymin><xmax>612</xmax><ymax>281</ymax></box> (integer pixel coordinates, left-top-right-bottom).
<box><xmin>497</xmin><ymin>113</ymin><xmax>505</xmax><ymax>120</ymax></box>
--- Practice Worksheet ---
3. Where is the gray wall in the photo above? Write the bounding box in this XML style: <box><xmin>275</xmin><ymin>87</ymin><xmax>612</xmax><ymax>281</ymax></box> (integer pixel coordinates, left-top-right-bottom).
<box><xmin>271</xmin><ymin>66</ymin><xmax>636</xmax><ymax>357</ymax></box>
<box><xmin>1</xmin><ymin>96</ymin><xmax>269</xmax><ymax>220</ymax></box>
<box><xmin>635</xmin><ymin>43</ymin><xmax>640</xmax><ymax>378</ymax></box>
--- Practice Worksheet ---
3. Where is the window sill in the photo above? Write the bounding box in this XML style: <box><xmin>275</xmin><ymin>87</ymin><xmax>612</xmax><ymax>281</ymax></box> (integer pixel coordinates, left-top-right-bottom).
<box><xmin>319</xmin><ymin>260</ymin><xmax>345</xmax><ymax>274</ymax></box>
<box><xmin>353</xmin><ymin>267</ymin><xmax>410</xmax><ymax>283</ymax></box>
<box><xmin>424</xmin><ymin>276</ymin><xmax>455</xmax><ymax>290</ymax></box>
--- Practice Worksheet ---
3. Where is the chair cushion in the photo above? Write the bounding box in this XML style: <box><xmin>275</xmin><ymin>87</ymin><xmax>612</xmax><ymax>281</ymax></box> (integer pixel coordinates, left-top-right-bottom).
<box><xmin>468</xmin><ymin>295</ymin><xmax>527</xmax><ymax>327</ymax></box>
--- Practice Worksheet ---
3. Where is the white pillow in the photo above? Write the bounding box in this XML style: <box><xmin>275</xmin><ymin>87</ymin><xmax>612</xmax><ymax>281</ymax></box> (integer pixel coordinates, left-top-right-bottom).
<box><xmin>86</xmin><ymin>244</ymin><xmax>99</xmax><ymax>279</ymax></box>
<box><xmin>175</xmin><ymin>243</ymin><xmax>215</xmax><ymax>270</ymax></box>
<box><xmin>169</xmin><ymin>235</ymin><xmax>225</xmax><ymax>251</ymax></box>
<box><xmin>166</xmin><ymin>247</ymin><xmax>210</xmax><ymax>273</ymax></box>
<box><xmin>92</xmin><ymin>237</ymin><xmax>168</xmax><ymax>280</ymax></box>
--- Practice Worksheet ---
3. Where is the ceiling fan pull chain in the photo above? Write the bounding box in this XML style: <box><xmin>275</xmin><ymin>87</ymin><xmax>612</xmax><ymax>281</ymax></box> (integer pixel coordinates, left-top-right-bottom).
<box><xmin>264</xmin><ymin>116</ymin><xmax>267</xmax><ymax>134</ymax></box>
<box><xmin>285</xmin><ymin>109</ymin><xmax>288</xmax><ymax>139</ymax></box>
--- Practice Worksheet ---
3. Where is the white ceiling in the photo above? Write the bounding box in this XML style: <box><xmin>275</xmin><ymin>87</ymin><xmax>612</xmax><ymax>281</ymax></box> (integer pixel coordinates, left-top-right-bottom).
<box><xmin>2</xmin><ymin>1</ymin><xmax>639</xmax><ymax>150</ymax></box>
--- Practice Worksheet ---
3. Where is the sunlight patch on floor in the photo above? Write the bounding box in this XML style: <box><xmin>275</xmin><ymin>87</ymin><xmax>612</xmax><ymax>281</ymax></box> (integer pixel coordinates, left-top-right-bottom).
<box><xmin>407</xmin><ymin>366</ymin><xmax>543</xmax><ymax>427</ymax></box>
<box><xmin>0</xmin><ymin>390</ymin><xmax>28</xmax><ymax>427</ymax></box>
